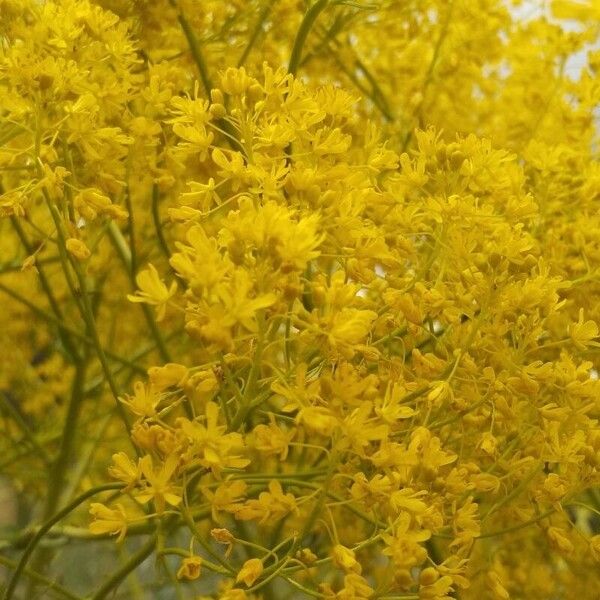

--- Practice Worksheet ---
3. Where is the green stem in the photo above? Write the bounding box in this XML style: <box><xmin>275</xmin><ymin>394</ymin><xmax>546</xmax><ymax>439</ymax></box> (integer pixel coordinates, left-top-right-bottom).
<box><xmin>107</xmin><ymin>220</ymin><xmax>172</xmax><ymax>365</ymax></box>
<box><xmin>0</xmin><ymin>280</ymin><xmax>145</xmax><ymax>373</ymax></box>
<box><xmin>9</xmin><ymin>216</ymin><xmax>79</xmax><ymax>361</ymax></box>
<box><xmin>1</xmin><ymin>484</ymin><xmax>124</xmax><ymax>600</ymax></box>
<box><xmin>151</xmin><ymin>184</ymin><xmax>172</xmax><ymax>262</ymax></box>
<box><xmin>0</xmin><ymin>555</ymin><xmax>82</xmax><ymax>600</ymax></box>
<box><xmin>180</xmin><ymin>505</ymin><xmax>234</xmax><ymax>573</ymax></box>
<box><xmin>237</xmin><ymin>0</ymin><xmax>276</xmax><ymax>67</ymax></box>
<box><xmin>231</xmin><ymin>316</ymin><xmax>266</xmax><ymax>430</ymax></box>
<box><xmin>401</xmin><ymin>0</ymin><xmax>455</xmax><ymax>151</ymax></box>
<box><xmin>0</xmin><ymin>392</ymin><xmax>51</xmax><ymax>466</ymax></box>
<box><xmin>43</xmin><ymin>358</ymin><xmax>88</xmax><ymax>518</ymax></box>
<box><xmin>158</xmin><ymin>548</ymin><xmax>229</xmax><ymax>575</ymax></box>
<box><xmin>45</xmin><ymin>201</ymin><xmax>133</xmax><ymax>440</ymax></box>
<box><xmin>88</xmin><ymin>535</ymin><xmax>157</xmax><ymax>600</ymax></box>
<box><xmin>0</xmin><ymin>255</ymin><xmax>60</xmax><ymax>273</ymax></box>
<box><xmin>124</xmin><ymin>179</ymin><xmax>138</xmax><ymax>276</ymax></box>
<box><xmin>169</xmin><ymin>0</ymin><xmax>213</xmax><ymax>96</ymax></box>
<box><xmin>288</xmin><ymin>0</ymin><xmax>330</xmax><ymax>76</ymax></box>
<box><xmin>246</xmin><ymin>557</ymin><xmax>291</xmax><ymax>594</ymax></box>
<box><xmin>477</xmin><ymin>509</ymin><xmax>555</xmax><ymax>539</ymax></box>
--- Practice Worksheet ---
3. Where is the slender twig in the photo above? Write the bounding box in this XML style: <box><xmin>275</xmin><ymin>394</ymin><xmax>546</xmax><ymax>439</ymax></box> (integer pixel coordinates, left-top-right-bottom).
<box><xmin>237</xmin><ymin>0</ymin><xmax>276</xmax><ymax>67</ymax></box>
<box><xmin>1</xmin><ymin>483</ymin><xmax>124</xmax><ymax>600</ymax></box>
<box><xmin>0</xmin><ymin>392</ymin><xmax>52</xmax><ymax>466</ymax></box>
<box><xmin>401</xmin><ymin>0</ymin><xmax>455</xmax><ymax>151</ymax></box>
<box><xmin>89</xmin><ymin>536</ymin><xmax>157</xmax><ymax>600</ymax></box>
<box><xmin>42</xmin><ymin>356</ymin><xmax>88</xmax><ymax>518</ymax></box>
<box><xmin>0</xmin><ymin>555</ymin><xmax>82</xmax><ymax>600</ymax></box>
<box><xmin>45</xmin><ymin>200</ymin><xmax>133</xmax><ymax>435</ymax></box>
<box><xmin>9</xmin><ymin>216</ymin><xmax>80</xmax><ymax>361</ymax></box>
<box><xmin>151</xmin><ymin>184</ymin><xmax>172</xmax><ymax>262</ymax></box>
<box><xmin>107</xmin><ymin>218</ymin><xmax>172</xmax><ymax>364</ymax></box>
<box><xmin>0</xmin><ymin>280</ymin><xmax>146</xmax><ymax>374</ymax></box>
<box><xmin>289</xmin><ymin>0</ymin><xmax>330</xmax><ymax>76</ymax></box>
<box><xmin>0</xmin><ymin>255</ymin><xmax>60</xmax><ymax>273</ymax></box>
<box><xmin>168</xmin><ymin>0</ymin><xmax>213</xmax><ymax>96</ymax></box>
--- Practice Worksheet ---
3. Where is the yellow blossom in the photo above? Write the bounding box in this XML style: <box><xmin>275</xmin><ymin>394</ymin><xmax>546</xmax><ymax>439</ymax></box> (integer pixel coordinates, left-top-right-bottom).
<box><xmin>65</xmin><ymin>238</ymin><xmax>91</xmax><ymax>260</ymax></box>
<box><xmin>136</xmin><ymin>455</ymin><xmax>182</xmax><ymax>513</ymax></box>
<box><xmin>119</xmin><ymin>381</ymin><xmax>161</xmax><ymax>419</ymax></box>
<box><xmin>332</xmin><ymin>545</ymin><xmax>361</xmax><ymax>574</ymax></box>
<box><xmin>89</xmin><ymin>503</ymin><xmax>129</xmax><ymax>543</ymax></box>
<box><xmin>127</xmin><ymin>264</ymin><xmax>177</xmax><ymax>321</ymax></box>
<box><xmin>236</xmin><ymin>558</ymin><xmax>263</xmax><ymax>587</ymax></box>
<box><xmin>176</xmin><ymin>556</ymin><xmax>202</xmax><ymax>581</ymax></box>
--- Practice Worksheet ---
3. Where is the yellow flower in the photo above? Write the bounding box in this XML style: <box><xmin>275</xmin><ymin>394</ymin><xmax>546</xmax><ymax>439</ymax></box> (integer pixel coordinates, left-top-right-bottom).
<box><xmin>177</xmin><ymin>402</ymin><xmax>250</xmax><ymax>474</ymax></box>
<box><xmin>236</xmin><ymin>558</ymin><xmax>263</xmax><ymax>587</ymax></box>
<box><xmin>147</xmin><ymin>363</ymin><xmax>188</xmax><ymax>391</ymax></box>
<box><xmin>382</xmin><ymin>512</ymin><xmax>431</xmax><ymax>570</ymax></box>
<box><xmin>73</xmin><ymin>188</ymin><xmax>128</xmax><ymax>221</ymax></box>
<box><xmin>215</xmin><ymin>271</ymin><xmax>277</xmax><ymax>331</ymax></box>
<box><xmin>65</xmin><ymin>238</ymin><xmax>91</xmax><ymax>260</ymax></box>
<box><xmin>252</xmin><ymin>418</ymin><xmax>294</xmax><ymax>460</ymax></box>
<box><xmin>119</xmin><ymin>381</ymin><xmax>160</xmax><ymax>419</ymax></box>
<box><xmin>332</xmin><ymin>545</ymin><xmax>361</xmax><ymax>574</ymax></box>
<box><xmin>127</xmin><ymin>264</ymin><xmax>177</xmax><ymax>321</ymax></box>
<box><xmin>541</xmin><ymin>473</ymin><xmax>567</xmax><ymax>503</ymax></box>
<box><xmin>202</xmin><ymin>480</ymin><xmax>247</xmax><ymax>523</ymax></box>
<box><xmin>89</xmin><ymin>503</ymin><xmax>129</xmax><ymax>542</ymax></box>
<box><xmin>108</xmin><ymin>452</ymin><xmax>140</xmax><ymax>487</ymax></box>
<box><xmin>339</xmin><ymin>574</ymin><xmax>374</xmax><ymax>598</ymax></box>
<box><xmin>569</xmin><ymin>308</ymin><xmax>600</xmax><ymax>350</ymax></box>
<box><xmin>296</xmin><ymin>548</ymin><xmax>318</xmax><ymax>565</ymax></box>
<box><xmin>547</xmin><ymin>526</ymin><xmax>574</xmax><ymax>555</ymax></box>
<box><xmin>136</xmin><ymin>455</ymin><xmax>182</xmax><ymax>513</ymax></box>
<box><xmin>235</xmin><ymin>480</ymin><xmax>298</xmax><ymax>524</ymax></box>
<box><xmin>176</xmin><ymin>556</ymin><xmax>202</xmax><ymax>581</ymax></box>
<box><xmin>327</xmin><ymin>309</ymin><xmax>377</xmax><ymax>351</ymax></box>
<box><xmin>426</xmin><ymin>380</ymin><xmax>452</xmax><ymax>406</ymax></box>
<box><xmin>552</xmin><ymin>0</ymin><xmax>600</xmax><ymax>21</ymax></box>
<box><xmin>211</xmin><ymin>528</ymin><xmax>235</xmax><ymax>557</ymax></box>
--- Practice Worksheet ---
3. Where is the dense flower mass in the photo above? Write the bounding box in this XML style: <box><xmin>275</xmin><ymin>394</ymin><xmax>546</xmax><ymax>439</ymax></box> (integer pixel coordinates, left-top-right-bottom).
<box><xmin>1</xmin><ymin>1</ymin><xmax>599</xmax><ymax>598</ymax></box>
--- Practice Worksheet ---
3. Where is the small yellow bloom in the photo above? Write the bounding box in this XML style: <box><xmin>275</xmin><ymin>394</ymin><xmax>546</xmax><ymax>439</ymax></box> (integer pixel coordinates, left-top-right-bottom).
<box><xmin>427</xmin><ymin>380</ymin><xmax>451</xmax><ymax>405</ymax></box>
<box><xmin>21</xmin><ymin>254</ymin><xmax>37</xmax><ymax>271</ymax></box>
<box><xmin>147</xmin><ymin>363</ymin><xmax>187</xmax><ymax>391</ymax></box>
<box><xmin>176</xmin><ymin>556</ymin><xmax>202</xmax><ymax>581</ymax></box>
<box><xmin>296</xmin><ymin>548</ymin><xmax>318</xmax><ymax>565</ymax></box>
<box><xmin>235</xmin><ymin>480</ymin><xmax>298</xmax><ymax>524</ymax></box>
<box><xmin>108</xmin><ymin>452</ymin><xmax>140</xmax><ymax>486</ymax></box>
<box><xmin>547</xmin><ymin>526</ymin><xmax>574</xmax><ymax>555</ymax></box>
<box><xmin>236</xmin><ymin>558</ymin><xmax>263</xmax><ymax>587</ymax></box>
<box><xmin>65</xmin><ymin>238</ymin><xmax>91</xmax><ymax>260</ymax></box>
<box><xmin>127</xmin><ymin>264</ymin><xmax>177</xmax><ymax>321</ymax></box>
<box><xmin>89</xmin><ymin>503</ymin><xmax>129</xmax><ymax>542</ymax></box>
<box><xmin>211</xmin><ymin>528</ymin><xmax>235</xmax><ymax>557</ymax></box>
<box><xmin>136</xmin><ymin>454</ymin><xmax>182</xmax><ymax>513</ymax></box>
<box><xmin>569</xmin><ymin>308</ymin><xmax>600</xmax><ymax>350</ymax></box>
<box><xmin>541</xmin><ymin>473</ymin><xmax>567</xmax><ymax>503</ymax></box>
<box><xmin>119</xmin><ymin>381</ymin><xmax>160</xmax><ymax>419</ymax></box>
<box><xmin>332</xmin><ymin>544</ymin><xmax>361</xmax><ymax>574</ymax></box>
<box><xmin>211</xmin><ymin>527</ymin><xmax>235</xmax><ymax>544</ymax></box>
<box><xmin>252</xmin><ymin>418</ymin><xmax>294</xmax><ymax>460</ymax></box>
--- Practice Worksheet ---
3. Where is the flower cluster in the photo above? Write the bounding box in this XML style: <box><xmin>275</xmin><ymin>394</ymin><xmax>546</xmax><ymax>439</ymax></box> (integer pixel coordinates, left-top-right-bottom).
<box><xmin>1</xmin><ymin>1</ymin><xmax>599</xmax><ymax>599</ymax></box>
